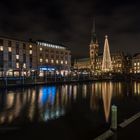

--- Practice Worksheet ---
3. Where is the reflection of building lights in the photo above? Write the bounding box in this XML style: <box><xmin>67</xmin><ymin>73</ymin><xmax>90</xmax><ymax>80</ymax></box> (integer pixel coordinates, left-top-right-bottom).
<box><xmin>102</xmin><ymin>82</ymin><xmax>113</xmax><ymax>122</ymax></box>
<box><xmin>6</xmin><ymin>93</ymin><xmax>14</xmax><ymax>109</ymax></box>
<box><xmin>0</xmin><ymin>116</ymin><xmax>5</xmax><ymax>124</ymax></box>
<box><xmin>134</xmin><ymin>82</ymin><xmax>140</xmax><ymax>95</ymax></box>
<box><xmin>73</xmin><ymin>85</ymin><xmax>77</xmax><ymax>100</ymax></box>
<box><xmin>82</xmin><ymin>84</ymin><xmax>87</xmax><ymax>98</ymax></box>
<box><xmin>40</xmin><ymin>86</ymin><xmax>56</xmax><ymax>106</ymax></box>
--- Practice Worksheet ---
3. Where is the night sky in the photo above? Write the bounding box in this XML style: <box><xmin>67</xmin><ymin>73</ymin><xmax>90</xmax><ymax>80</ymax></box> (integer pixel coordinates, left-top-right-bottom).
<box><xmin>0</xmin><ymin>0</ymin><xmax>140</xmax><ymax>58</ymax></box>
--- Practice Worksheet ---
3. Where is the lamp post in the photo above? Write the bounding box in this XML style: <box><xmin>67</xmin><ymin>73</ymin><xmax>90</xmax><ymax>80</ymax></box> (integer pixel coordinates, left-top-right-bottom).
<box><xmin>111</xmin><ymin>105</ymin><xmax>117</xmax><ymax>131</ymax></box>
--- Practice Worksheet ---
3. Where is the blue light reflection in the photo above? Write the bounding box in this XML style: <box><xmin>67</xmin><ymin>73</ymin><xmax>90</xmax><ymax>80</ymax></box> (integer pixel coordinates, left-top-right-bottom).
<box><xmin>41</xmin><ymin>86</ymin><xmax>56</xmax><ymax>105</ymax></box>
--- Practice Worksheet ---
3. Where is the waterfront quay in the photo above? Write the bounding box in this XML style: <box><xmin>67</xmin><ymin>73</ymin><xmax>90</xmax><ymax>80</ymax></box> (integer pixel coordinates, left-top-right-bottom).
<box><xmin>0</xmin><ymin>71</ymin><xmax>140</xmax><ymax>88</ymax></box>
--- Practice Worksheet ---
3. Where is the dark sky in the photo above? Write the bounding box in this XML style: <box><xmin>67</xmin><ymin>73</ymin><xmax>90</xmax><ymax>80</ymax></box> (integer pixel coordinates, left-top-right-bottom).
<box><xmin>0</xmin><ymin>0</ymin><xmax>140</xmax><ymax>58</ymax></box>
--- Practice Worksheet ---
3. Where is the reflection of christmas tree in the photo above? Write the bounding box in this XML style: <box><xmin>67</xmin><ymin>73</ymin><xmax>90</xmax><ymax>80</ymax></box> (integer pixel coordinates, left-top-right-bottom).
<box><xmin>102</xmin><ymin>82</ymin><xmax>112</xmax><ymax>122</ymax></box>
<box><xmin>102</xmin><ymin>35</ymin><xmax>112</xmax><ymax>72</ymax></box>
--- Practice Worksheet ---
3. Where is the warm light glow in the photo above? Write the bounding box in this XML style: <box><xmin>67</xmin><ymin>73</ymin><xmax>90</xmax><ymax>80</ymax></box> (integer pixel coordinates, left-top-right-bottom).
<box><xmin>61</xmin><ymin>60</ymin><xmax>63</xmax><ymax>64</ymax></box>
<box><xmin>40</xmin><ymin>58</ymin><xmax>43</xmax><ymax>63</ymax></box>
<box><xmin>102</xmin><ymin>35</ymin><xmax>112</xmax><ymax>72</ymax></box>
<box><xmin>16</xmin><ymin>55</ymin><xmax>19</xmax><ymax>59</ymax></box>
<box><xmin>40</xmin><ymin>47</ymin><xmax>43</xmax><ymax>51</ymax></box>
<box><xmin>29</xmin><ymin>45</ymin><xmax>32</xmax><ymax>48</ymax></box>
<box><xmin>16</xmin><ymin>63</ymin><xmax>19</xmax><ymax>68</ymax></box>
<box><xmin>51</xmin><ymin>59</ymin><xmax>54</xmax><ymax>63</ymax></box>
<box><xmin>23</xmin><ymin>63</ymin><xmax>26</xmax><ymax>68</ymax></box>
<box><xmin>29</xmin><ymin>50</ymin><xmax>32</xmax><ymax>54</ymax></box>
<box><xmin>56</xmin><ymin>60</ymin><xmax>59</xmax><ymax>64</ymax></box>
<box><xmin>46</xmin><ymin>59</ymin><xmax>48</xmax><ymax>63</ymax></box>
<box><xmin>0</xmin><ymin>46</ymin><xmax>3</xmax><ymax>51</ymax></box>
<box><xmin>65</xmin><ymin>60</ymin><xmax>68</xmax><ymax>64</ymax></box>
<box><xmin>8</xmin><ymin>47</ymin><xmax>12</xmax><ymax>52</ymax></box>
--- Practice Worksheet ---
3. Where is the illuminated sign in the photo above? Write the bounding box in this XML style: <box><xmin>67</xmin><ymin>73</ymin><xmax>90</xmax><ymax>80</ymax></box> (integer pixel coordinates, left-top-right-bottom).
<box><xmin>39</xmin><ymin>66</ymin><xmax>56</xmax><ymax>71</ymax></box>
<box><xmin>37</xmin><ymin>41</ymin><xmax>66</xmax><ymax>50</ymax></box>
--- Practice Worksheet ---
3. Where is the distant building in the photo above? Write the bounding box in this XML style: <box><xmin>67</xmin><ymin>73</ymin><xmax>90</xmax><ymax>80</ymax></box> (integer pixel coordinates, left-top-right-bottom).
<box><xmin>96</xmin><ymin>51</ymin><xmax>126</xmax><ymax>73</ymax></box>
<box><xmin>124</xmin><ymin>55</ymin><xmax>132</xmax><ymax>74</ymax></box>
<box><xmin>74</xmin><ymin>58</ymin><xmax>91</xmax><ymax>70</ymax></box>
<box><xmin>0</xmin><ymin>36</ymin><xmax>71</xmax><ymax>77</ymax></box>
<box><xmin>0</xmin><ymin>37</ymin><xmax>37</xmax><ymax>77</ymax></box>
<box><xmin>74</xmin><ymin>20</ymin><xmax>128</xmax><ymax>74</ymax></box>
<box><xmin>132</xmin><ymin>53</ymin><xmax>140</xmax><ymax>74</ymax></box>
<box><xmin>36</xmin><ymin>41</ymin><xmax>71</xmax><ymax>76</ymax></box>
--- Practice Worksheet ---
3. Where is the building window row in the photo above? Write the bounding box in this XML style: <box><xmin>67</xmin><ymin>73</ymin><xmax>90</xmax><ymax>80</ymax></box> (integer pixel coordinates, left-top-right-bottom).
<box><xmin>39</xmin><ymin>58</ymin><xmax>68</xmax><ymax>64</ymax></box>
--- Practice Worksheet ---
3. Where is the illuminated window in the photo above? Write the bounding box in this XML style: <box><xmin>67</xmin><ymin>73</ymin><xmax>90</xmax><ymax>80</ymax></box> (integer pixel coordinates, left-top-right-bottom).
<box><xmin>134</xmin><ymin>63</ymin><xmax>136</xmax><ymax>66</ymax></box>
<box><xmin>8</xmin><ymin>47</ymin><xmax>12</xmax><ymax>52</ymax></box>
<box><xmin>138</xmin><ymin>62</ymin><xmax>140</xmax><ymax>66</ymax></box>
<box><xmin>46</xmin><ymin>59</ymin><xmax>48</xmax><ymax>63</ymax></box>
<box><xmin>16</xmin><ymin>63</ymin><xmax>19</xmax><ymax>68</ymax></box>
<box><xmin>23</xmin><ymin>63</ymin><xmax>26</xmax><ymax>68</ymax></box>
<box><xmin>40</xmin><ymin>58</ymin><xmax>43</xmax><ymax>63</ymax></box>
<box><xmin>29</xmin><ymin>50</ymin><xmax>32</xmax><ymax>54</ymax></box>
<box><xmin>29</xmin><ymin>45</ymin><xmax>32</xmax><ymax>48</ymax></box>
<box><xmin>61</xmin><ymin>60</ymin><xmax>63</xmax><ymax>64</ymax></box>
<box><xmin>0</xmin><ymin>46</ymin><xmax>3</xmax><ymax>51</ymax></box>
<box><xmin>56</xmin><ymin>60</ymin><xmax>59</xmax><ymax>64</ymax></box>
<box><xmin>16</xmin><ymin>55</ymin><xmax>19</xmax><ymax>60</ymax></box>
<box><xmin>40</xmin><ymin>47</ymin><xmax>43</xmax><ymax>51</ymax></box>
<box><xmin>51</xmin><ymin>59</ymin><xmax>54</xmax><ymax>63</ymax></box>
<box><xmin>65</xmin><ymin>61</ymin><xmax>68</xmax><ymax>64</ymax></box>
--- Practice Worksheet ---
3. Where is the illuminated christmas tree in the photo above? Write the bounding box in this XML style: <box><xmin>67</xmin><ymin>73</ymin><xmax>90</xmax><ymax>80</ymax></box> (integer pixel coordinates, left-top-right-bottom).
<box><xmin>102</xmin><ymin>35</ymin><xmax>112</xmax><ymax>72</ymax></box>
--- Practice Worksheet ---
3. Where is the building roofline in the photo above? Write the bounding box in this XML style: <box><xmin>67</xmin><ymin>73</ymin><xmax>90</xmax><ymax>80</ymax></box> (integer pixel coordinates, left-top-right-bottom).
<box><xmin>0</xmin><ymin>35</ymin><xmax>32</xmax><ymax>43</ymax></box>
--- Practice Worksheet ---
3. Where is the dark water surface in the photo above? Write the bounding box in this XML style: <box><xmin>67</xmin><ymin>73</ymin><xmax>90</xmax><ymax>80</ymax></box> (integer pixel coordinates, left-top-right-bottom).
<box><xmin>0</xmin><ymin>81</ymin><xmax>140</xmax><ymax>140</ymax></box>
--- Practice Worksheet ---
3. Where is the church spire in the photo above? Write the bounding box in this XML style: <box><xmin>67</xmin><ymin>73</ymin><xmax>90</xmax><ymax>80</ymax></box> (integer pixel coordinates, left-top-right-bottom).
<box><xmin>91</xmin><ymin>18</ymin><xmax>97</xmax><ymax>43</ymax></box>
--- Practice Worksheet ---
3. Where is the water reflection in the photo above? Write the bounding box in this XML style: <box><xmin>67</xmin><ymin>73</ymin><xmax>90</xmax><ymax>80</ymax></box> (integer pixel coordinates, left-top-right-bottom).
<box><xmin>102</xmin><ymin>82</ymin><xmax>112</xmax><ymax>122</ymax></box>
<box><xmin>134</xmin><ymin>82</ymin><xmax>140</xmax><ymax>95</ymax></box>
<box><xmin>0</xmin><ymin>82</ymin><xmax>140</xmax><ymax>126</ymax></box>
<box><xmin>90</xmin><ymin>82</ymin><xmax>113</xmax><ymax>122</ymax></box>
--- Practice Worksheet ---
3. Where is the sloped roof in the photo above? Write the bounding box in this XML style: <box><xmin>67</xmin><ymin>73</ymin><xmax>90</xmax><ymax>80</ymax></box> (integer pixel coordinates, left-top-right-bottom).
<box><xmin>76</xmin><ymin>58</ymin><xmax>90</xmax><ymax>62</ymax></box>
<box><xmin>133</xmin><ymin>53</ymin><xmax>140</xmax><ymax>58</ymax></box>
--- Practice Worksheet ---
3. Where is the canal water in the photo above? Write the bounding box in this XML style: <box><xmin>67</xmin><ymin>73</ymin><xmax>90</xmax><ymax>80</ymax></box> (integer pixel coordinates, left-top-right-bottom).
<box><xmin>0</xmin><ymin>82</ymin><xmax>140</xmax><ymax>140</ymax></box>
